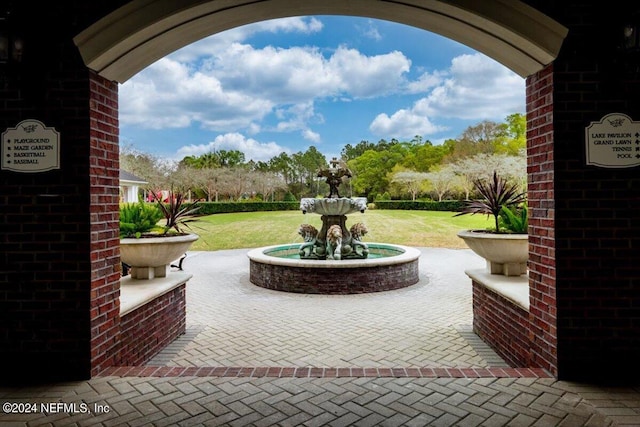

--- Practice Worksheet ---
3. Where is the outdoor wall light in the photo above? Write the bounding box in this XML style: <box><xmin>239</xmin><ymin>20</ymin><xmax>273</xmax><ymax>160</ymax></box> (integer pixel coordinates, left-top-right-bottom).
<box><xmin>0</xmin><ymin>10</ymin><xmax>24</xmax><ymax>88</ymax></box>
<box><xmin>623</xmin><ymin>23</ymin><xmax>640</xmax><ymax>51</ymax></box>
<box><xmin>0</xmin><ymin>23</ymin><xmax>8</xmax><ymax>63</ymax></box>
<box><xmin>0</xmin><ymin>16</ymin><xmax>23</xmax><ymax>64</ymax></box>
<box><xmin>622</xmin><ymin>9</ymin><xmax>640</xmax><ymax>53</ymax></box>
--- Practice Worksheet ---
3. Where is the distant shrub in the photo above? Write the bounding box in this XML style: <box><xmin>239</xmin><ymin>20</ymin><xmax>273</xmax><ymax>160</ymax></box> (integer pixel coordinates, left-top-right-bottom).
<box><xmin>373</xmin><ymin>200</ymin><xmax>464</xmax><ymax>211</ymax></box>
<box><xmin>196</xmin><ymin>202</ymin><xmax>299</xmax><ymax>215</ymax></box>
<box><xmin>283</xmin><ymin>192</ymin><xmax>297</xmax><ymax>202</ymax></box>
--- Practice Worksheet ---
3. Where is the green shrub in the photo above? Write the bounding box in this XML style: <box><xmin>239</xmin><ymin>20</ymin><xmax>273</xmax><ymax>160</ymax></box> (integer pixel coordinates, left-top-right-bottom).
<box><xmin>373</xmin><ymin>200</ymin><xmax>464</xmax><ymax>211</ymax></box>
<box><xmin>119</xmin><ymin>201</ymin><xmax>163</xmax><ymax>238</ymax></box>
<box><xmin>195</xmin><ymin>201</ymin><xmax>300</xmax><ymax>215</ymax></box>
<box><xmin>498</xmin><ymin>205</ymin><xmax>528</xmax><ymax>234</ymax></box>
<box><xmin>283</xmin><ymin>192</ymin><xmax>297</xmax><ymax>202</ymax></box>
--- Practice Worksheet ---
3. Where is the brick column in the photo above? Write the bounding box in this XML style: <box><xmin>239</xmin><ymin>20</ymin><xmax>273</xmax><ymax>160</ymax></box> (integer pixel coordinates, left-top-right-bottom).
<box><xmin>88</xmin><ymin>73</ymin><xmax>122</xmax><ymax>376</ymax></box>
<box><xmin>525</xmin><ymin>64</ymin><xmax>558</xmax><ymax>375</ymax></box>
<box><xmin>0</xmin><ymin>12</ymin><xmax>121</xmax><ymax>381</ymax></box>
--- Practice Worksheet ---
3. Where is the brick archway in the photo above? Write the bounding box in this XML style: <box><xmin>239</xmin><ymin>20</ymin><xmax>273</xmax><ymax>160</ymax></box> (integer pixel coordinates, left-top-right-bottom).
<box><xmin>74</xmin><ymin>0</ymin><xmax>567</xmax><ymax>83</ymax></box>
<box><xmin>71</xmin><ymin>0</ymin><xmax>568</xmax><ymax>377</ymax></box>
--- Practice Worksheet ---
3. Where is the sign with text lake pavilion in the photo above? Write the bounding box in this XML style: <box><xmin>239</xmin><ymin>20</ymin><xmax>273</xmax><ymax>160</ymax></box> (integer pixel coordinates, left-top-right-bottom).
<box><xmin>585</xmin><ymin>113</ymin><xmax>640</xmax><ymax>168</ymax></box>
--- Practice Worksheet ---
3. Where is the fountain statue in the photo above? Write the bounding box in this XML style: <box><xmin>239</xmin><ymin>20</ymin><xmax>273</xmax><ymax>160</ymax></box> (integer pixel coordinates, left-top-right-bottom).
<box><xmin>246</xmin><ymin>156</ymin><xmax>421</xmax><ymax>295</ymax></box>
<box><xmin>298</xmin><ymin>158</ymin><xmax>369</xmax><ymax>260</ymax></box>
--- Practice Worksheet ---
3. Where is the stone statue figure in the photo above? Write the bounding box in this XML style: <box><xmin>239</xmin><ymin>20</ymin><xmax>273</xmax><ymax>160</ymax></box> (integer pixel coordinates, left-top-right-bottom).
<box><xmin>298</xmin><ymin>224</ymin><xmax>319</xmax><ymax>258</ymax></box>
<box><xmin>325</xmin><ymin>224</ymin><xmax>343</xmax><ymax>260</ymax></box>
<box><xmin>318</xmin><ymin>157</ymin><xmax>352</xmax><ymax>199</ymax></box>
<box><xmin>349</xmin><ymin>222</ymin><xmax>369</xmax><ymax>258</ymax></box>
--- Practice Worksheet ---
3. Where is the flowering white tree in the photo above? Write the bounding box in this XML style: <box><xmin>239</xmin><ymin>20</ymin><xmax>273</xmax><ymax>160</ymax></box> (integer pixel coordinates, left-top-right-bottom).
<box><xmin>450</xmin><ymin>152</ymin><xmax>526</xmax><ymax>199</ymax></box>
<box><xmin>425</xmin><ymin>166</ymin><xmax>458</xmax><ymax>201</ymax></box>
<box><xmin>391</xmin><ymin>170</ymin><xmax>430</xmax><ymax>201</ymax></box>
<box><xmin>248</xmin><ymin>170</ymin><xmax>287</xmax><ymax>201</ymax></box>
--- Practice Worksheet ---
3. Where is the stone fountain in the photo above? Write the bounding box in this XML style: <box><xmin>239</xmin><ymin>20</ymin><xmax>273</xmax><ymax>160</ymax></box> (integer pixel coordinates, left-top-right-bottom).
<box><xmin>299</xmin><ymin>158</ymin><xmax>369</xmax><ymax>260</ymax></box>
<box><xmin>247</xmin><ymin>158</ymin><xmax>421</xmax><ymax>294</ymax></box>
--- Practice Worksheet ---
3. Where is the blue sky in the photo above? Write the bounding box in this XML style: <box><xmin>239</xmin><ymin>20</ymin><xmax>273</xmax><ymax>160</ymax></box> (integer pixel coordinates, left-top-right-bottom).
<box><xmin>119</xmin><ymin>16</ymin><xmax>525</xmax><ymax>163</ymax></box>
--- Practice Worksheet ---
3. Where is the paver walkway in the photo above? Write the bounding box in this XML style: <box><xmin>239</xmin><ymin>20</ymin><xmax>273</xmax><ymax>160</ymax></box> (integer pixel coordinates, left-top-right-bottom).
<box><xmin>148</xmin><ymin>248</ymin><xmax>506</xmax><ymax>369</ymax></box>
<box><xmin>2</xmin><ymin>248</ymin><xmax>640</xmax><ymax>426</ymax></box>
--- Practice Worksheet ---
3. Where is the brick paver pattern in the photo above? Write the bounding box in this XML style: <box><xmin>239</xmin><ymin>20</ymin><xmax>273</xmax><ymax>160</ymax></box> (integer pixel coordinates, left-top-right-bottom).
<box><xmin>149</xmin><ymin>248</ymin><xmax>505</xmax><ymax>369</ymax></box>
<box><xmin>2</xmin><ymin>248</ymin><xmax>640</xmax><ymax>426</ymax></box>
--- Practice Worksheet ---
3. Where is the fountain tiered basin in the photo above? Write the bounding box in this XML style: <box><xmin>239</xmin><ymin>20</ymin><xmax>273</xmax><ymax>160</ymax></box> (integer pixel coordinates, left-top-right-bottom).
<box><xmin>300</xmin><ymin>197</ymin><xmax>367</xmax><ymax>215</ymax></box>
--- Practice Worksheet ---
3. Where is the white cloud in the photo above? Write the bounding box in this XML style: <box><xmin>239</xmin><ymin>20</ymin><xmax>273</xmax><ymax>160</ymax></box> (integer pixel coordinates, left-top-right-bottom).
<box><xmin>420</xmin><ymin>53</ymin><xmax>525</xmax><ymax>119</ymax></box>
<box><xmin>121</xmin><ymin>41</ymin><xmax>412</xmax><ymax>135</ymax></box>
<box><xmin>357</xmin><ymin>19</ymin><xmax>382</xmax><ymax>41</ymax></box>
<box><xmin>175</xmin><ymin>133</ymin><xmax>290</xmax><ymax>162</ymax></box>
<box><xmin>273</xmin><ymin>102</ymin><xmax>323</xmax><ymax>136</ymax></box>
<box><xmin>209</xmin><ymin>44</ymin><xmax>410</xmax><ymax>102</ymax></box>
<box><xmin>119</xmin><ymin>58</ymin><xmax>272</xmax><ymax>131</ymax></box>
<box><xmin>302</xmin><ymin>129</ymin><xmax>321</xmax><ymax>143</ymax></box>
<box><xmin>406</xmin><ymin>70</ymin><xmax>444</xmax><ymax>94</ymax></box>
<box><xmin>369</xmin><ymin>109</ymin><xmax>446</xmax><ymax>138</ymax></box>
<box><xmin>120</xmin><ymin>17</ymin><xmax>524</xmax><ymax>154</ymax></box>
<box><xmin>328</xmin><ymin>47</ymin><xmax>410</xmax><ymax>98</ymax></box>
<box><xmin>168</xmin><ymin>17</ymin><xmax>323</xmax><ymax>62</ymax></box>
<box><xmin>369</xmin><ymin>53</ymin><xmax>525</xmax><ymax>138</ymax></box>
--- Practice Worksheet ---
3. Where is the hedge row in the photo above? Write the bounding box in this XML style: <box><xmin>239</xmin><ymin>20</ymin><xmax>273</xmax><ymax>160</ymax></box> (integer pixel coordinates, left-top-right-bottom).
<box><xmin>192</xmin><ymin>200</ymin><xmax>463</xmax><ymax>215</ymax></box>
<box><xmin>371</xmin><ymin>200</ymin><xmax>464</xmax><ymax>211</ymax></box>
<box><xmin>195</xmin><ymin>201</ymin><xmax>300</xmax><ymax>215</ymax></box>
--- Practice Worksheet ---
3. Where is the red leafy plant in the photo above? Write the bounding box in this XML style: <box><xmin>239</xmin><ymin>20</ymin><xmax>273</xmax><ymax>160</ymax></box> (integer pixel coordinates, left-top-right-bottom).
<box><xmin>455</xmin><ymin>171</ymin><xmax>526</xmax><ymax>234</ymax></box>
<box><xmin>150</xmin><ymin>188</ymin><xmax>202</xmax><ymax>235</ymax></box>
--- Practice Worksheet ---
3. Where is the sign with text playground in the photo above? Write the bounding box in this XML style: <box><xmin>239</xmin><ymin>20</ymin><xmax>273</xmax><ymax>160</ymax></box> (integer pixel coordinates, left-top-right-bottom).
<box><xmin>2</xmin><ymin>119</ymin><xmax>60</xmax><ymax>173</ymax></box>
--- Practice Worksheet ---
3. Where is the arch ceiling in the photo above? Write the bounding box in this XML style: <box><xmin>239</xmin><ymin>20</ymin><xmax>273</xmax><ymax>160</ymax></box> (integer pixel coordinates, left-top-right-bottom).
<box><xmin>74</xmin><ymin>0</ymin><xmax>568</xmax><ymax>83</ymax></box>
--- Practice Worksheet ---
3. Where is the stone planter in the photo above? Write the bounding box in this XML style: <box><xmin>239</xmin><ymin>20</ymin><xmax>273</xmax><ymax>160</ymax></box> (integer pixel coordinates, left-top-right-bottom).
<box><xmin>120</xmin><ymin>233</ymin><xmax>199</xmax><ymax>279</ymax></box>
<box><xmin>457</xmin><ymin>230</ymin><xmax>528</xmax><ymax>276</ymax></box>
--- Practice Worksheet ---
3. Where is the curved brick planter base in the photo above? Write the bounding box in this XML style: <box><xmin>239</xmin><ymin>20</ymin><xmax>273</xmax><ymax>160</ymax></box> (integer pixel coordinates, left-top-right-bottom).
<box><xmin>247</xmin><ymin>244</ymin><xmax>421</xmax><ymax>295</ymax></box>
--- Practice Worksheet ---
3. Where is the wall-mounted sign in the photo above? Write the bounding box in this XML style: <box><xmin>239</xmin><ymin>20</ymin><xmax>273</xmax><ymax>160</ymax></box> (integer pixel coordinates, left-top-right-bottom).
<box><xmin>585</xmin><ymin>113</ymin><xmax>640</xmax><ymax>168</ymax></box>
<box><xmin>1</xmin><ymin>119</ymin><xmax>60</xmax><ymax>173</ymax></box>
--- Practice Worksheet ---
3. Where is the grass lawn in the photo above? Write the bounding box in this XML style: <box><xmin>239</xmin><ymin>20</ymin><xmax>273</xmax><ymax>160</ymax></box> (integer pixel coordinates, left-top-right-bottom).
<box><xmin>189</xmin><ymin>209</ymin><xmax>492</xmax><ymax>251</ymax></box>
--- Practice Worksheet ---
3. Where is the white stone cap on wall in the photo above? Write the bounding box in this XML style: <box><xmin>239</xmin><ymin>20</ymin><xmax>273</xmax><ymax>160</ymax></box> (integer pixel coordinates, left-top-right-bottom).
<box><xmin>120</xmin><ymin>272</ymin><xmax>192</xmax><ymax>316</ymax></box>
<box><xmin>464</xmin><ymin>268</ymin><xmax>529</xmax><ymax>311</ymax></box>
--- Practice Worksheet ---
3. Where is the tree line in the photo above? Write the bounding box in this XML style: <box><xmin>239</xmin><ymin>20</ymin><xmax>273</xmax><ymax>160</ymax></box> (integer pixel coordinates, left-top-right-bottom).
<box><xmin>120</xmin><ymin>113</ymin><xmax>526</xmax><ymax>203</ymax></box>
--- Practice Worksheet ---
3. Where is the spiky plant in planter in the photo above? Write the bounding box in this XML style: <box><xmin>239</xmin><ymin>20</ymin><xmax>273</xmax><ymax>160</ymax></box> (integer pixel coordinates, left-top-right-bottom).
<box><xmin>120</xmin><ymin>189</ymin><xmax>202</xmax><ymax>279</ymax></box>
<box><xmin>455</xmin><ymin>171</ymin><xmax>527</xmax><ymax>233</ymax></box>
<box><xmin>455</xmin><ymin>171</ymin><xmax>529</xmax><ymax>276</ymax></box>
<box><xmin>150</xmin><ymin>189</ymin><xmax>201</xmax><ymax>235</ymax></box>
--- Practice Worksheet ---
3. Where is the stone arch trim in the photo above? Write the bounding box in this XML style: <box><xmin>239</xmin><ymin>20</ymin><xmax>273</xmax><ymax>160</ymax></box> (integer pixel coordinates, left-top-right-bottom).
<box><xmin>73</xmin><ymin>0</ymin><xmax>567</xmax><ymax>83</ymax></box>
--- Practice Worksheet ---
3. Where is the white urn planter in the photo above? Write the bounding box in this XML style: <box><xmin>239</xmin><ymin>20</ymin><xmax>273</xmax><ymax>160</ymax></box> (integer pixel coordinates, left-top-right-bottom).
<box><xmin>120</xmin><ymin>233</ymin><xmax>199</xmax><ymax>279</ymax></box>
<box><xmin>457</xmin><ymin>230</ymin><xmax>528</xmax><ymax>276</ymax></box>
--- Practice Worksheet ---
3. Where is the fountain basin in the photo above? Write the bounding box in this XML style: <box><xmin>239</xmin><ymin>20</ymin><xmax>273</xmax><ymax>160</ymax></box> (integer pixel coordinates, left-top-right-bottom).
<box><xmin>300</xmin><ymin>197</ymin><xmax>367</xmax><ymax>215</ymax></box>
<box><xmin>247</xmin><ymin>243</ymin><xmax>420</xmax><ymax>294</ymax></box>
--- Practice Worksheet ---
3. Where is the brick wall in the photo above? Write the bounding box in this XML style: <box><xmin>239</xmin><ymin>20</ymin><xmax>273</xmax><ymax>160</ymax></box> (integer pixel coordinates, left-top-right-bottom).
<box><xmin>525</xmin><ymin>64</ymin><xmax>558</xmax><ymax>376</ymax></box>
<box><xmin>520</xmin><ymin>1</ymin><xmax>640</xmax><ymax>382</ymax></box>
<box><xmin>0</xmin><ymin>21</ymin><xmax>96</xmax><ymax>381</ymax></box>
<box><xmin>0</xmin><ymin>4</ymin><xmax>124</xmax><ymax>381</ymax></box>
<box><xmin>472</xmin><ymin>282</ymin><xmax>530</xmax><ymax>367</ymax></box>
<box><xmin>118</xmin><ymin>286</ymin><xmax>186</xmax><ymax>366</ymax></box>
<box><xmin>88</xmin><ymin>73</ymin><xmax>122</xmax><ymax>376</ymax></box>
<box><xmin>250</xmin><ymin>261</ymin><xmax>419</xmax><ymax>294</ymax></box>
